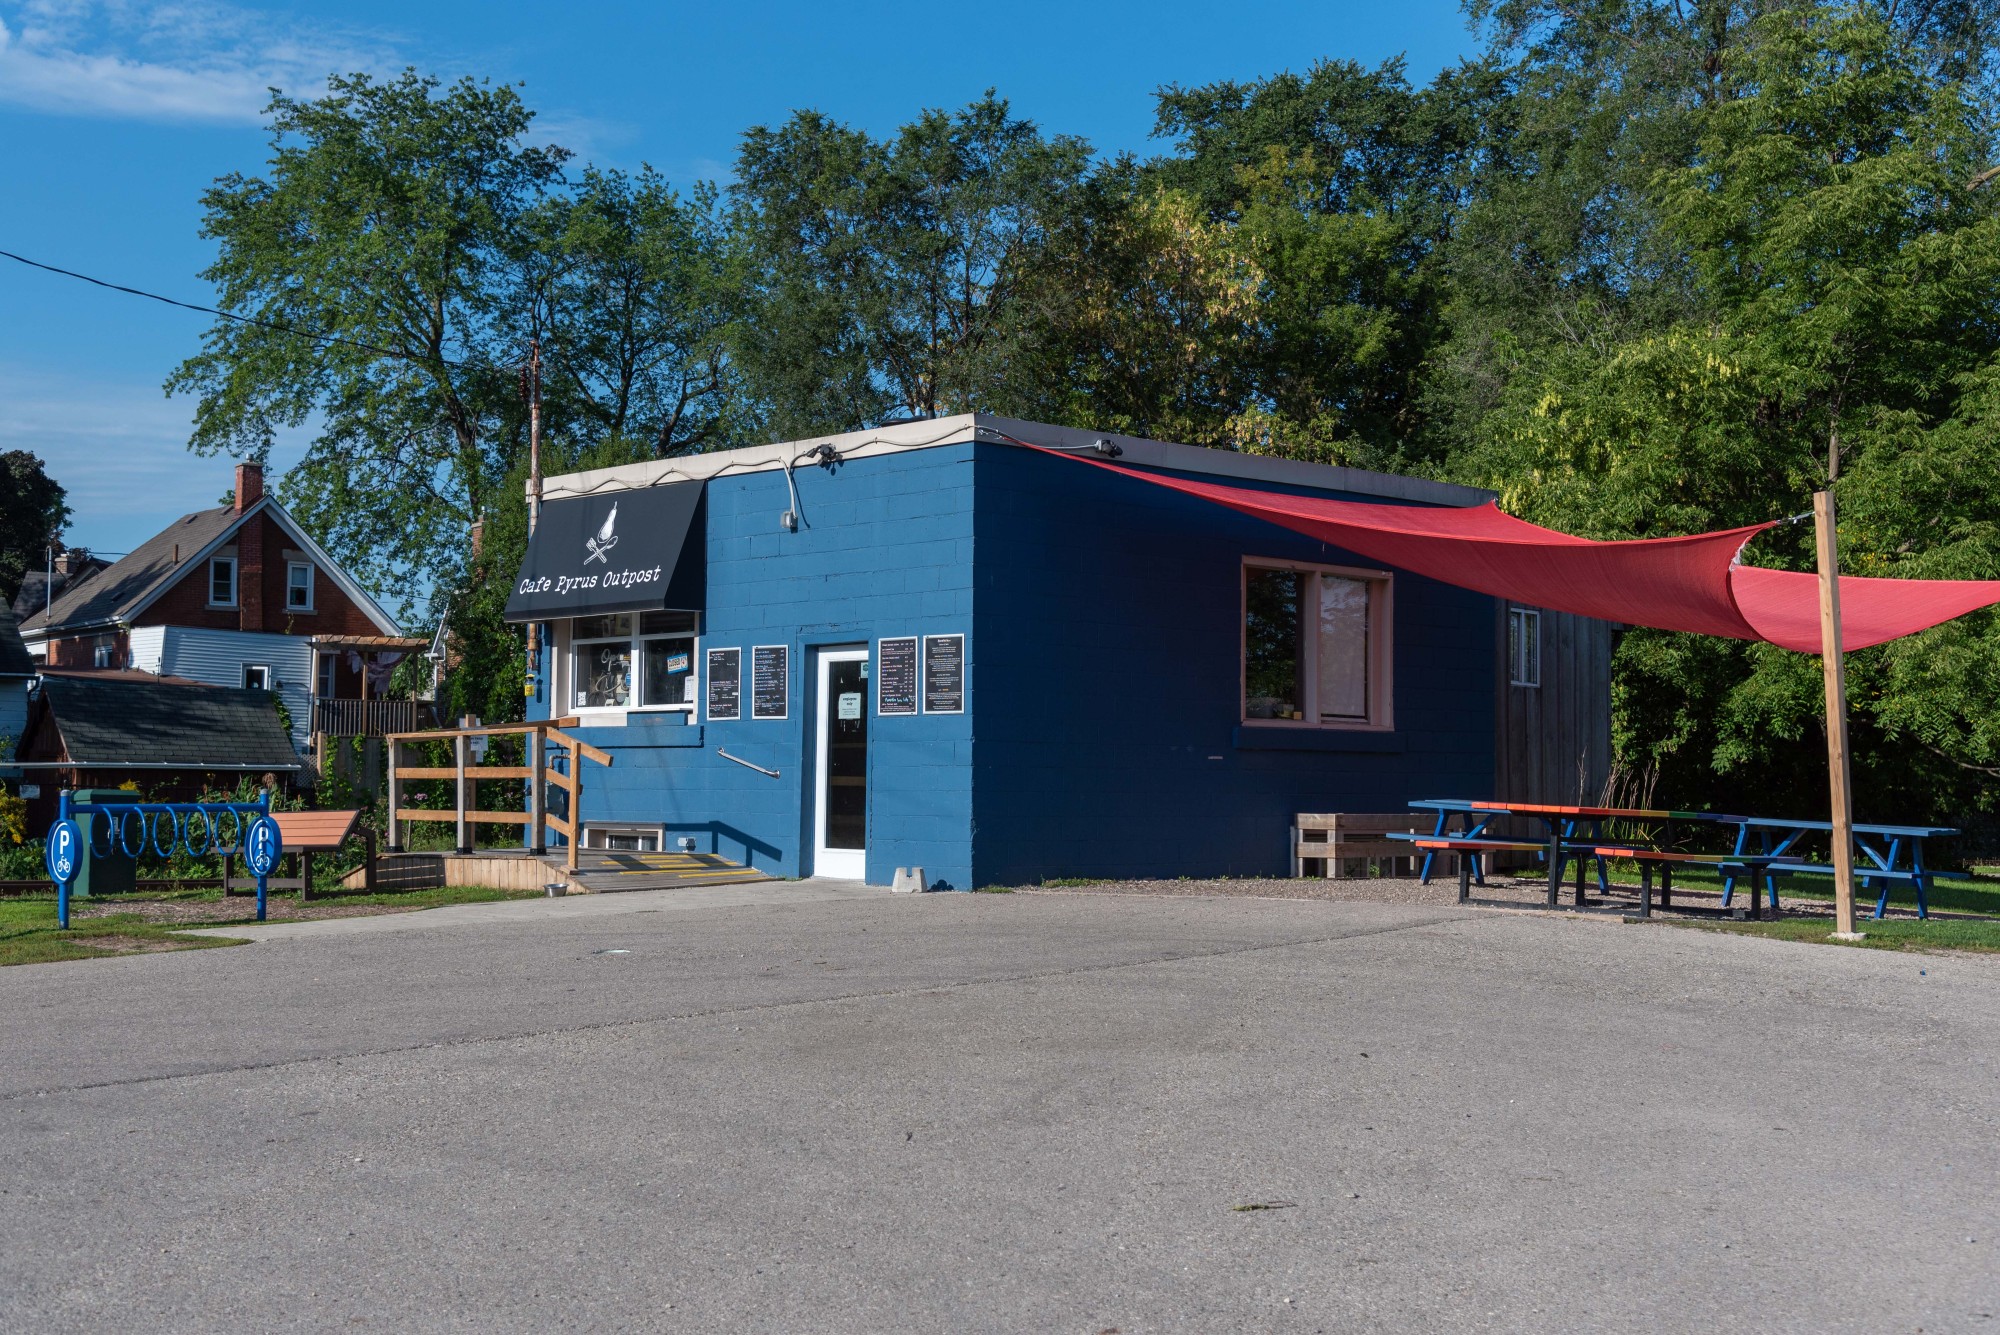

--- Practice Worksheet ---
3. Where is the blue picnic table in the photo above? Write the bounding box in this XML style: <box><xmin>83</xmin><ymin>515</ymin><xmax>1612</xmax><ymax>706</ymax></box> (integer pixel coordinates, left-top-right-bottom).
<box><xmin>1715</xmin><ymin>816</ymin><xmax>1956</xmax><ymax>920</ymax></box>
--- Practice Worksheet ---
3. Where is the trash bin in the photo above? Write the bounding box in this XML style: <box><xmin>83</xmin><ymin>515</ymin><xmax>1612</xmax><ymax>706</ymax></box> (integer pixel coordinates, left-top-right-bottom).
<box><xmin>71</xmin><ymin>789</ymin><xmax>142</xmax><ymax>898</ymax></box>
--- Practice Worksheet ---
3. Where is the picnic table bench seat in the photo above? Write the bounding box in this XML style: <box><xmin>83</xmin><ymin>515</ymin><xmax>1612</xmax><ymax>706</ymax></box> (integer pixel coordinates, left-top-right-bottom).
<box><xmin>1590</xmin><ymin>846</ymin><xmax>1779</xmax><ymax>920</ymax></box>
<box><xmin>1411</xmin><ymin>838</ymin><xmax>1548</xmax><ymax>904</ymax></box>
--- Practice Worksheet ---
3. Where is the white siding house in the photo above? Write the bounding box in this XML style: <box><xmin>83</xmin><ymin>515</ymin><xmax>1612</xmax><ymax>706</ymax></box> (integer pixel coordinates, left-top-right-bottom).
<box><xmin>0</xmin><ymin>608</ymin><xmax>34</xmax><ymax>780</ymax></box>
<box><xmin>128</xmin><ymin>626</ymin><xmax>313</xmax><ymax>751</ymax></box>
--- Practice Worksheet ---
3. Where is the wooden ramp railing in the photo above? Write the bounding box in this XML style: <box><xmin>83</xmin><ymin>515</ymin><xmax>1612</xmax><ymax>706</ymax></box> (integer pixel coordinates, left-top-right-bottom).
<box><xmin>385</xmin><ymin>718</ymin><xmax>614</xmax><ymax>871</ymax></box>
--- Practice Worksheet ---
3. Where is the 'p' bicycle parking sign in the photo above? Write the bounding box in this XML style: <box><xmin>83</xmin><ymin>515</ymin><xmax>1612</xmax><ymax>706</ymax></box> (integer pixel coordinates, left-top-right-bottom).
<box><xmin>45</xmin><ymin>818</ymin><xmax>80</xmax><ymax>886</ymax></box>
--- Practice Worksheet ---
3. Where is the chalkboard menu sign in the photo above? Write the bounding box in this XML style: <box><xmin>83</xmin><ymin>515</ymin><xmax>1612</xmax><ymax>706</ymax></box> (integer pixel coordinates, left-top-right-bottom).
<box><xmin>751</xmin><ymin>644</ymin><xmax>789</xmax><ymax>720</ymax></box>
<box><xmin>923</xmin><ymin>633</ymin><xmax>965</xmax><ymax>714</ymax></box>
<box><xmin>705</xmin><ymin>647</ymin><xmax>741</xmax><ymax>720</ymax></box>
<box><xmin>877</xmin><ymin>637</ymin><xmax>918</xmax><ymax>715</ymax></box>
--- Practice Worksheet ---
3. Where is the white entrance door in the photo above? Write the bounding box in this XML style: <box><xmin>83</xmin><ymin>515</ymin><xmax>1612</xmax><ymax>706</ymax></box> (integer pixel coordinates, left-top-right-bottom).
<box><xmin>812</xmin><ymin>648</ymin><xmax>870</xmax><ymax>879</ymax></box>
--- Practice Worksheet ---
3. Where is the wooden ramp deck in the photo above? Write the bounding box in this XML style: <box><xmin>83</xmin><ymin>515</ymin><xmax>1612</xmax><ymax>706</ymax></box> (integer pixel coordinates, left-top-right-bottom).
<box><xmin>563</xmin><ymin>850</ymin><xmax>771</xmax><ymax>893</ymax></box>
<box><xmin>346</xmin><ymin>849</ymin><xmax>771</xmax><ymax>895</ymax></box>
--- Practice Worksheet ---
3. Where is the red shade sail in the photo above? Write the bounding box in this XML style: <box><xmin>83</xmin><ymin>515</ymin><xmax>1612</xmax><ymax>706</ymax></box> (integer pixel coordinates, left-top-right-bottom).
<box><xmin>1050</xmin><ymin>449</ymin><xmax>2000</xmax><ymax>653</ymax></box>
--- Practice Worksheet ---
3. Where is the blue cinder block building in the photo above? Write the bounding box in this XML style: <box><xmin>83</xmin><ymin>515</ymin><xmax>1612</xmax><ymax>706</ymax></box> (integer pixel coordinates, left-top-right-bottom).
<box><xmin>505</xmin><ymin>414</ymin><xmax>1609</xmax><ymax>889</ymax></box>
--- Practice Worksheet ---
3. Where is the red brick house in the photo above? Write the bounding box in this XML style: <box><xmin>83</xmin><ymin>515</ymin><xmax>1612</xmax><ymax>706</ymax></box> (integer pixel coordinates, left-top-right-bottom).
<box><xmin>19</xmin><ymin>463</ymin><xmax>429</xmax><ymax>746</ymax></box>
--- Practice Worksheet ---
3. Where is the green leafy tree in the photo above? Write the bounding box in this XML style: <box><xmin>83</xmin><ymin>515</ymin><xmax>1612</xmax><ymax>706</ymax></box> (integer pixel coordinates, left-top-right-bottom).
<box><xmin>165</xmin><ymin>71</ymin><xmax>570</xmax><ymax>615</ymax></box>
<box><xmin>1146</xmin><ymin>59</ymin><xmax>1501</xmax><ymax>468</ymax></box>
<box><xmin>516</xmin><ymin>167</ymin><xmax>745</xmax><ymax>458</ymax></box>
<box><xmin>731</xmin><ymin>92</ymin><xmax>1092</xmax><ymax>434</ymax></box>
<box><xmin>0</xmin><ymin>451</ymin><xmax>70</xmax><ymax>609</ymax></box>
<box><xmin>1459</xmin><ymin>4</ymin><xmax>2000</xmax><ymax>818</ymax></box>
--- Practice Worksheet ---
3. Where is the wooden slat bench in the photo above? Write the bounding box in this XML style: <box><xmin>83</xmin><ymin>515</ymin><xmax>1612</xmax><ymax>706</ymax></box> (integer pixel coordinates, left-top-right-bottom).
<box><xmin>1293</xmin><ymin>814</ymin><xmax>1428</xmax><ymax>879</ymax></box>
<box><xmin>1413</xmin><ymin>839</ymin><xmax>1549</xmax><ymax>904</ymax></box>
<box><xmin>225</xmin><ymin>810</ymin><xmax>374</xmax><ymax>901</ymax></box>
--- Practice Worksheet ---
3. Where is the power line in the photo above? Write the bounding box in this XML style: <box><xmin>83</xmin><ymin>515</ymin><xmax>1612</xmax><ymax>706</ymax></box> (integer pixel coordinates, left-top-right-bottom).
<box><xmin>0</xmin><ymin>247</ymin><xmax>483</xmax><ymax>370</ymax></box>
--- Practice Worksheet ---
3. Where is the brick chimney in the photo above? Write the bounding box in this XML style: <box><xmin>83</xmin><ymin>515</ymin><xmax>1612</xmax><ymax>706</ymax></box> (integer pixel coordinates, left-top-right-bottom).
<box><xmin>235</xmin><ymin>461</ymin><xmax>264</xmax><ymax>513</ymax></box>
<box><xmin>235</xmin><ymin>462</ymin><xmax>267</xmax><ymax>631</ymax></box>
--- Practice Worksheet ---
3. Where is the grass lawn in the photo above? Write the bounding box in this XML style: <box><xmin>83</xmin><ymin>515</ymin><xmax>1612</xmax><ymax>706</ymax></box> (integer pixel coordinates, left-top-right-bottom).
<box><xmin>0</xmin><ymin>883</ymin><xmax>546</xmax><ymax>968</ymax></box>
<box><xmin>1645</xmin><ymin>864</ymin><xmax>2000</xmax><ymax>916</ymax></box>
<box><xmin>1666</xmin><ymin>915</ymin><xmax>2000</xmax><ymax>953</ymax></box>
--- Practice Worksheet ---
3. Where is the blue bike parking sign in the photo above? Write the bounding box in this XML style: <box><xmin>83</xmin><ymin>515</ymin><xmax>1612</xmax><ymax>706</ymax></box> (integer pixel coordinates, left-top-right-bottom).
<box><xmin>45</xmin><ymin>818</ymin><xmax>80</xmax><ymax>885</ymax></box>
<box><xmin>244</xmin><ymin>815</ymin><xmax>282</xmax><ymax>878</ymax></box>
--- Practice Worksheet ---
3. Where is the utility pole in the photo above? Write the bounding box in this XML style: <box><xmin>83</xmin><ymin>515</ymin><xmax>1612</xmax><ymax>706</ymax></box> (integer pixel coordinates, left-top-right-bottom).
<box><xmin>525</xmin><ymin>339</ymin><xmax>543</xmax><ymax>703</ymax></box>
<box><xmin>1814</xmin><ymin>490</ymin><xmax>1860</xmax><ymax>938</ymax></box>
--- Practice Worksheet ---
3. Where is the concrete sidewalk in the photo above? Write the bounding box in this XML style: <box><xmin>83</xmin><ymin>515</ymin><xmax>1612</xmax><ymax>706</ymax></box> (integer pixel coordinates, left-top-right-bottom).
<box><xmin>184</xmin><ymin>875</ymin><xmax>885</xmax><ymax>940</ymax></box>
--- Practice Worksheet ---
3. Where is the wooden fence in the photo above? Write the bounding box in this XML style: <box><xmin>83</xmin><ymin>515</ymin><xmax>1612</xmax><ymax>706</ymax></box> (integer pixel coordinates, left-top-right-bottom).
<box><xmin>313</xmin><ymin>697</ymin><xmax>429</xmax><ymax>739</ymax></box>
<box><xmin>384</xmin><ymin>718</ymin><xmax>613</xmax><ymax>871</ymax></box>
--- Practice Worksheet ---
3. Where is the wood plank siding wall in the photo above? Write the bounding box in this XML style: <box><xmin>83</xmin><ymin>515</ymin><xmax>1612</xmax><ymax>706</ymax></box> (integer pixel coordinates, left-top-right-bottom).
<box><xmin>1495</xmin><ymin>604</ymin><xmax>1614</xmax><ymax>806</ymax></box>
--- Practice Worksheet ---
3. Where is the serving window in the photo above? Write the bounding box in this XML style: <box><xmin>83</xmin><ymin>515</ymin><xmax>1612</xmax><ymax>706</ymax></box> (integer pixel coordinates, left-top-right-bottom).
<box><xmin>568</xmin><ymin>611</ymin><xmax>698</xmax><ymax>713</ymax></box>
<box><xmin>1242</xmin><ymin>560</ymin><xmax>1393</xmax><ymax>729</ymax></box>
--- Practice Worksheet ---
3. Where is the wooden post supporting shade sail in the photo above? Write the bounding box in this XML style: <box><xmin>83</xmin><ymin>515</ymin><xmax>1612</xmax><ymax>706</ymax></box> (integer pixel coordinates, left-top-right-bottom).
<box><xmin>1814</xmin><ymin>492</ymin><xmax>1859</xmax><ymax>937</ymax></box>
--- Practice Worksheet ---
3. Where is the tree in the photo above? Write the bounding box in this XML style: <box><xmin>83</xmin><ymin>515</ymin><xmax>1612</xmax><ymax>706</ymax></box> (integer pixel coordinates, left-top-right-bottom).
<box><xmin>0</xmin><ymin>451</ymin><xmax>69</xmax><ymax>609</ymax></box>
<box><xmin>1007</xmin><ymin>180</ymin><xmax>1264</xmax><ymax>445</ymax></box>
<box><xmin>1454</xmin><ymin>3</ymin><xmax>2000</xmax><ymax>817</ymax></box>
<box><xmin>165</xmin><ymin>71</ymin><xmax>569</xmax><ymax>614</ymax></box>
<box><xmin>1145</xmin><ymin>59</ymin><xmax>1501</xmax><ymax>468</ymax></box>
<box><xmin>730</xmin><ymin>93</ymin><xmax>1092</xmax><ymax>434</ymax></box>
<box><xmin>515</xmin><ymin>168</ymin><xmax>745</xmax><ymax>458</ymax></box>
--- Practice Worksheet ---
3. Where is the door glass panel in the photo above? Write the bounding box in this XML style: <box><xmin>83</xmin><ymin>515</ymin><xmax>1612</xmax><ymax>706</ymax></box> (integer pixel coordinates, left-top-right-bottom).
<box><xmin>825</xmin><ymin>657</ymin><xmax>867</xmax><ymax>850</ymax></box>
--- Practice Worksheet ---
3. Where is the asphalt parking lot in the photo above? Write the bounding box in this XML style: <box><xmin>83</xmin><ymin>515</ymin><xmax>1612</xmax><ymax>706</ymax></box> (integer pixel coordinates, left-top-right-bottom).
<box><xmin>2</xmin><ymin>887</ymin><xmax>1995</xmax><ymax>1333</ymax></box>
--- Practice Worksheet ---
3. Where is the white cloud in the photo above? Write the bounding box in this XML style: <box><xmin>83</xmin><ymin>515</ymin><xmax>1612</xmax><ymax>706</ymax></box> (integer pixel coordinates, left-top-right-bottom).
<box><xmin>0</xmin><ymin>1</ymin><xmax>392</xmax><ymax>124</ymax></box>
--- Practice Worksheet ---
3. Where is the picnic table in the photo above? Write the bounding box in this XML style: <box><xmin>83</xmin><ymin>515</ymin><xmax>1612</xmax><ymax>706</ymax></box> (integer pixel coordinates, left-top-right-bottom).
<box><xmin>1397</xmin><ymin>799</ymin><xmax>1956</xmax><ymax>920</ymax></box>
<box><xmin>1714</xmin><ymin>816</ymin><xmax>1955</xmax><ymax>920</ymax></box>
<box><xmin>1396</xmin><ymin>799</ymin><xmax>1713</xmax><ymax>907</ymax></box>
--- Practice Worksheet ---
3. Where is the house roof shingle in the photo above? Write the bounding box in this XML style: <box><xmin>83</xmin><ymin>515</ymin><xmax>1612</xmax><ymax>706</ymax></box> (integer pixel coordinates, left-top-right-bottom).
<box><xmin>0</xmin><ymin>607</ymin><xmax>33</xmax><ymax>677</ymax></box>
<box><xmin>36</xmin><ymin>675</ymin><xmax>303</xmax><ymax>769</ymax></box>
<box><xmin>20</xmin><ymin>505</ymin><xmax>244</xmax><ymax>636</ymax></box>
<box><xmin>12</xmin><ymin>557</ymin><xmax>112</xmax><ymax>622</ymax></box>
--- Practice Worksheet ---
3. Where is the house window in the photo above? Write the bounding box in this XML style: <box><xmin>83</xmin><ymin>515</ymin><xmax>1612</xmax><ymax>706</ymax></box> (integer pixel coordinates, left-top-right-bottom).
<box><xmin>209</xmin><ymin>556</ymin><xmax>237</xmax><ymax>607</ymax></box>
<box><xmin>243</xmin><ymin>664</ymin><xmax>272</xmax><ymax>691</ymax></box>
<box><xmin>287</xmin><ymin>562</ymin><xmax>315</xmax><ymax>611</ymax></box>
<box><xmin>92</xmin><ymin>637</ymin><xmax>122</xmax><ymax>669</ymax></box>
<box><xmin>1508</xmin><ymin>607</ymin><xmax>1542</xmax><ymax>687</ymax></box>
<box><xmin>316</xmin><ymin>655</ymin><xmax>337</xmax><ymax>698</ymax></box>
<box><xmin>569</xmin><ymin>611</ymin><xmax>698</xmax><ymax>712</ymax></box>
<box><xmin>1242</xmin><ymin>560</ymin><xmax>1392</xmax><ymax>728</ymax></box>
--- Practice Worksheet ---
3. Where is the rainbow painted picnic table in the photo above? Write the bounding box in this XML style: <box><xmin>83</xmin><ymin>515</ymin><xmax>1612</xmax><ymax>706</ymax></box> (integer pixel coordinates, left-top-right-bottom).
<box><xmin>1396</xmin><ymin>799</ymin><xmax>1715</xmax><ymax>907</ymax></box>
<box><xmin>1394</xmin><ymin>799</ymin><xmax>1954</xmax><ymax>919</ymax></box>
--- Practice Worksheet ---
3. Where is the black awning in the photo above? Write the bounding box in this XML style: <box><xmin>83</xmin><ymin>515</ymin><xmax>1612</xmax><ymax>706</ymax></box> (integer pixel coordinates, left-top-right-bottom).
<box><xmin>504</xmin><ymin>482</ymin><xmax>705</xmax><ymax>622</ymax></box>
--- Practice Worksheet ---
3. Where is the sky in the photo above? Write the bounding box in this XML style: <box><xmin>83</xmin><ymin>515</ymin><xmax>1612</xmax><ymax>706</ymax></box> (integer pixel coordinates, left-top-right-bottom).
<box><xmin>0</xmin><ymin>0</ymin><xmax>1481</xmax><ymax>556</ymax></box>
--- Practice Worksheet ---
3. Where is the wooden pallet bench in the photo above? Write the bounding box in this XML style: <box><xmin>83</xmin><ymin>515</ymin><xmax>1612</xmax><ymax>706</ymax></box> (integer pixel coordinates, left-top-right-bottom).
<box><xmin>1292</xmin><ymin>813</ymin><xmax>1428</xmax><ymax>879</ymax></box>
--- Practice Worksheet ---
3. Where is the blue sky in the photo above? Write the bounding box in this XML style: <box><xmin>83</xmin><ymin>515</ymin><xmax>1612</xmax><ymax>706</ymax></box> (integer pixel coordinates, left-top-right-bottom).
<box><xmin>0</xmin><ymin>0</ymin><xmax>1480</xmax><ymax>556</ymax></box>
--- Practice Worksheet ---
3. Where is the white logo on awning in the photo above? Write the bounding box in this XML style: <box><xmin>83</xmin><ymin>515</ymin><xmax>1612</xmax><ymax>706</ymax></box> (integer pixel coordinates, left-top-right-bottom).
<box><xmin>585</xmin><ymin>501</ymin><xmax>620</xmax><ymax>565</ymax></box>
